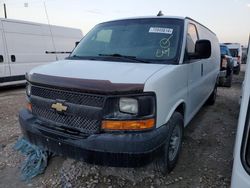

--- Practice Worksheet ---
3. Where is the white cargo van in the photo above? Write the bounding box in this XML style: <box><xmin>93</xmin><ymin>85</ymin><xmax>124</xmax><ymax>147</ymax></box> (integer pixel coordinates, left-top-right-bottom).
<box><xmin>0</xmin><ymin>18</ymin><xmax>83</xmax><ymax>86</ymax></box>
<box><xmin>19</xmin><ymin>16</ymin><xmax>220</xmax><ymax>174</ymax></box>
<box><xmin>225</xmin><ymin>43</ymin><xmax>242</xmax><ymax>74</ymax></box>
<box><xmin>231</xmin><ymin>45</ymin><xmax>250</xmax><ymax>188</ymax></box>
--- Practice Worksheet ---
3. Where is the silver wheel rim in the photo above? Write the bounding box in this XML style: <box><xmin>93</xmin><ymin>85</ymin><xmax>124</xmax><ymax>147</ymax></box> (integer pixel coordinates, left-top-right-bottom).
<box><xmin>168</xmin><ymin>125</ymin><xmax>181</xmax><ymax>161</ymax></box>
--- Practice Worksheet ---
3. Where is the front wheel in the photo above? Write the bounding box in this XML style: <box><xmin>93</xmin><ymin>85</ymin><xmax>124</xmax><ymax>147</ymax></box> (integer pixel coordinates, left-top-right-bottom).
<box><xmin>155</xmin><ymin>112</ymin><xmax>184</xmax><ymax>175</ymax></box>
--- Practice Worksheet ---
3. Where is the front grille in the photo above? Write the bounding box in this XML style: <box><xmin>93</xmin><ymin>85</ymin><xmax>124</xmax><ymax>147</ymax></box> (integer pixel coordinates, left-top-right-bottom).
<box><xmin>31</xmin><ymin>85</ymin><xmax>105</xmax><ymax>108</ymax></box>
<box><xmin>32</xmin><ymin>104</ymin><xmax>100</xmax><ymax>134</ymax></box>
<box><xmin>30</xmin><ymin>85</ymin><xmax>105</xmax><ymax>134</ymax></box>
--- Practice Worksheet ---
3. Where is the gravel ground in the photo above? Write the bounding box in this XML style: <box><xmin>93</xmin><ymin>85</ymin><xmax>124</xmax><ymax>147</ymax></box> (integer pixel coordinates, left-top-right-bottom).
<box><xmin>0</xmin><ymin>65</ymin><xmax>245</xmax><ymax>188</ymax></box>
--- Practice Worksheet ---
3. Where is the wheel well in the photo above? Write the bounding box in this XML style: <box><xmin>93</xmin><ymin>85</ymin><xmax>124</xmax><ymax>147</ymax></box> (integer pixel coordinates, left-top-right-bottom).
<box><xmin>175</xmin><ymin>103</ymin><xmax>185</xmax><ymax>118</ymax></box>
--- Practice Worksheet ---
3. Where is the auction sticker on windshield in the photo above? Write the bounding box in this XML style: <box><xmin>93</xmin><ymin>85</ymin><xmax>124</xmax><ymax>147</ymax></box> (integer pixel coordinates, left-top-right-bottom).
<box><xmin>149</xmin><ymin>27</ymin><xmax>173</xmax><ymax>34</ymax></box>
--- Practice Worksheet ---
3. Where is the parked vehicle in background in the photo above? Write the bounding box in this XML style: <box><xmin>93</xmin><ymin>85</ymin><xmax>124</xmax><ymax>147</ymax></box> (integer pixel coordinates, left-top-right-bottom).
<box><xmin>225</xmin><ymin>43</ymin><xmax>242</xmax><ymax>74</ymax></box>
<box><xmin>19</xmin><ymin>16</ymin><xmax>220</xmax><ymax>174</ymax></box>
<box><xmin>0</xmin><ymin>18</ymin><xmax>83</xmax><ymax>87</ymax></box>
<box><xmin>218</xmin><ymin>44</ymin><xmax>234</xmax><ymax>87</ymax></box>
<box><xmin>231</xmin><ymin>44</ymin><xmax>250</xmax><ymax>188</ymax></box>
<box><xmin>242</xmin><ymin>47</ymin><xmax>248</xmax><ymax>64</ymax></box>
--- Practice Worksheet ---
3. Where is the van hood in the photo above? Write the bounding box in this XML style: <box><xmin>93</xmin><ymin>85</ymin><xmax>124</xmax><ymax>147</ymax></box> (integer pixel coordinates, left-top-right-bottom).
<box><xmin>28</xmin><ymin>60</ymin><xmax>168</xmax><ymax>93</ymax></box>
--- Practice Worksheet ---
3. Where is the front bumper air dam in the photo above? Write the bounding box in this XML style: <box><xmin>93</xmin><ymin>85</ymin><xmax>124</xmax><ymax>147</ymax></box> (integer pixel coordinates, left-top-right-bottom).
<box><xmin>19</xmin><ymin>109</ymin><xmax>169</xmax><ymax>167</ymax></box>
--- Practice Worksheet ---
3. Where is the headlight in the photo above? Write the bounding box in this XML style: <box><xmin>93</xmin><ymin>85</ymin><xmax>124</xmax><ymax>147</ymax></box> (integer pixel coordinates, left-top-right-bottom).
<box><xmin>102</xmin><ymin>93</ymin><xmax>156</xmax><ymax>131</ymax></box>
<box><xmin>119</xmin><ymin>98</ymin><xmax>138</xmax><ymax>114</ymax></box>
<box><xmin>26</xmin><ymin>83</ymin><xmax>31</xmax><ymax>97</ymax></box>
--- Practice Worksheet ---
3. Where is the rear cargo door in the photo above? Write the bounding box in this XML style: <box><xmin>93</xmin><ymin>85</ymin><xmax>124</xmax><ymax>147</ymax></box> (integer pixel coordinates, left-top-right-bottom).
<box><xmin>0</xmin><ymin>25</ymin><xmax>10</xmax><ymax>80</ymax></box>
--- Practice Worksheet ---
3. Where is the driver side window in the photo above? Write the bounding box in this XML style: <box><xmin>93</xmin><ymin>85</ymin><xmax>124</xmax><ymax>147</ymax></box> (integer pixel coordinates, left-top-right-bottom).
<box><xmin>186</xmin><ymin>24</ymin><xmax>199</xmax><ymax>54</ymax></box>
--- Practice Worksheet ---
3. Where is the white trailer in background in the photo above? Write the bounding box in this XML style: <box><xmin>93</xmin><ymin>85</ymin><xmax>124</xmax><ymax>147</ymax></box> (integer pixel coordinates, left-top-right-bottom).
<box><xmin>0</xmin><ymin>18</ymin><xmax>83</xmax><ymax>86</ymax></box>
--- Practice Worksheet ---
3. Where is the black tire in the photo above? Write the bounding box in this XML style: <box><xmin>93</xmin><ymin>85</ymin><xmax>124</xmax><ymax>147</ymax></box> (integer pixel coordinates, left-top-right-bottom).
<box><xmin>218</xmin><ymin>76</ymin><xmax>225</xmax><ymax>87</ymax></box>
<box><xmin>155</xmin><ymin>112</ymin><xmax>184</xmax><ymax>175</ymax></box>
<box><xmin>225</xmin><ymin>71</ymin><xmax>233</xmax><ymax>87</ymax></box>
<box><xmin>206</xmin><ymin>84</ymin><xmax>217</xmax><ymax>105</ymax></box>
<box><xmin>234</xmin><ymin>64</ymin><xmax>240</xmax><ymax>75</ymax></box>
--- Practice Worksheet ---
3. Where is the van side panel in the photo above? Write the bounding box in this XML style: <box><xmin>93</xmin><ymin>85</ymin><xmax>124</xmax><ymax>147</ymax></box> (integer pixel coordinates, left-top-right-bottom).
<box><xmin>231</xmin><ymin>46</ymin><xmax>250</xmax><ymax>188</ymax></box>
<box><xmin>185</xmin><ymin>21</ymin><xmax>220</xmax><ymax>124</ymax></box>
<box><xmin>41</xmin><ymin>25</ymin><xmax>83</xmax><ymax>60</ymax></box>
<box><xmin>195</xmin><ymin>22</ymin><xmax>220</xmax><ymax>94</ymax></box>
<box><xmin>3</xmin><ymin>20</ymin><xmax>57</xmax><ymax>77</ymax></box>
<box><xmin>0</xmin><ymin>19</ymin><xmax>83</xmax><ymax>80</ymax></box>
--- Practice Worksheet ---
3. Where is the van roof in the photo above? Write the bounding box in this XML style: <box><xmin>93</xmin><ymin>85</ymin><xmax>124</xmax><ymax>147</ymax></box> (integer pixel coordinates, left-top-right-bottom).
<box><xmin>107</xmin><ymin>16</ymin><xmax>186</xmax><ymax>21</ymax></box>
<box><xmin>224</xmin><ymin>43</ymin><xmax>242</xmax><ymax>49</ymax></box>
<box><xmin>0</xmin><ymin>18</ymin><xmax>80</xmax><ymax>30</ymax></box>
<box><xmin>101</xmin><ymin>16</ymin><xmax>216</xmax><ymax>36</ymax></box>
<box><xmin>224</xmin><ymin>43</ymin><xmax>241</xmax><ymax>45</ymax></box>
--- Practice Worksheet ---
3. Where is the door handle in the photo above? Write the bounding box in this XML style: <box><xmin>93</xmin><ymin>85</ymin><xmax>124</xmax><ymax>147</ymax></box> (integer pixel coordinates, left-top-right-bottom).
<box><xmin>0</xmin><ymin>55</ymin><xmax>3</xmax><ymax>62</ymax></box>
<box><xmin>11</xmin><ymin>55</ymin><xmax>16</xmax><ymax>62</ymax></box>
<box><xmin>201</xmin><ymin>64</ymin><xmax>204</xmax><ymax>76</ymax></box>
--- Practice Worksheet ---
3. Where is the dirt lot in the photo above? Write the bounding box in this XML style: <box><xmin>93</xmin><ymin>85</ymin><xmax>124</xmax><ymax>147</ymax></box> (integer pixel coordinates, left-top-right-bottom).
<box><xmin>0</xmin><ymin>66</ymin><xmax>245</xmax><ymax>188</ymax></box>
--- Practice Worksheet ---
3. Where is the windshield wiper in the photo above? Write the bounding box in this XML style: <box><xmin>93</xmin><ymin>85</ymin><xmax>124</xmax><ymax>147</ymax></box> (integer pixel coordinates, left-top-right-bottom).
<box><xmin>66</xmin><ymin>55</ymin><xmax>84</xmax><ymax>59</ymax></box>
<box><xmin>99</xmin><ymin>53</ymin><xmax>151</xmax><ymax>64</ymax></box>
<box><xmin>67</xmin><ymin>55</ymin><xmax>99</xmax><ymax>60</ymax></box>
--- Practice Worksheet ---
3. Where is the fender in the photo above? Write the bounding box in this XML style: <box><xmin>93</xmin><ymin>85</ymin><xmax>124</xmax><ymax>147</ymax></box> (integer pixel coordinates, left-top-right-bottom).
<box><xmin>164</xmin><ymin>99</ymin><xmax>186</xmax><ymax>127</ymax></box>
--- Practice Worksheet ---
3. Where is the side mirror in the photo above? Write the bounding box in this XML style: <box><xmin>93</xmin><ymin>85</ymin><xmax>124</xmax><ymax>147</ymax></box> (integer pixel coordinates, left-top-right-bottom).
<box><xmin>75</xmin><ymin>41</ymin><xmax>80</xmax><ymax>47</ymax></box>
<box><xmin>195</xmin><ymin>40</ymin><xmax>211</xmax><ymax>59</ymax></box>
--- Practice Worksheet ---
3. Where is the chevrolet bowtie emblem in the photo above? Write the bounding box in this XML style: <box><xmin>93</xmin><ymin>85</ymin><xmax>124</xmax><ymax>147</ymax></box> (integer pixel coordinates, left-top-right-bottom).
<box><xmin>51</xmin><ymin>102</ymin><xmax>68</xmax><ymax>112</ymax></box>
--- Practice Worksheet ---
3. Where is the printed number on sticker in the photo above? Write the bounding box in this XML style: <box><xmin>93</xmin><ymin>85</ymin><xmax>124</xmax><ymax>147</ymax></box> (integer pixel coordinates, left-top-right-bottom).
<box><xmin>149</xmin><ymin>27</ymin><xmax>173</xmax><ymax>34</ymax></box>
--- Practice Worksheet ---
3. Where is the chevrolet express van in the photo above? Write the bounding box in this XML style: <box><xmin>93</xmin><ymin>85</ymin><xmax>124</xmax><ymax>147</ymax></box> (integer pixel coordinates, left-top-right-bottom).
<box><xmin>0</xmin><ymin>18</ymin><xmax>83</xmax><ymax>86</ymax></box>
<box><xmin>19</xmin><ymin>16</ymin><xmax>220</xmax><ymax>174</ymax></box>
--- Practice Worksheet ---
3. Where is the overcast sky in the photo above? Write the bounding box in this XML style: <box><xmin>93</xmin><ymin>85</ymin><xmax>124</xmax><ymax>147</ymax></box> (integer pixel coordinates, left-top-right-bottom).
<box><xmin>1</xmin><ymin>0</ymin><xmax>250</xmax><ymax>45</ymax></box>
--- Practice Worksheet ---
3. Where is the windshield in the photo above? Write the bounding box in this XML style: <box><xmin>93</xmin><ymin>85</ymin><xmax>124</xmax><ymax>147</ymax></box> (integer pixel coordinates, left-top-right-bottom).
<box><xmin>70</xmin><ymin>18</ymin><xmax>184</xmax><ymax>64</ymax></box>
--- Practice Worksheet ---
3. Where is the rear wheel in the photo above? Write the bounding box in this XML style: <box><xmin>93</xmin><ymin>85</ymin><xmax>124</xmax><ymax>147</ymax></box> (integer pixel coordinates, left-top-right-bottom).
<box><xmin>234</xmin><ymin>64</ymin><xmax>240</xmax><ymax>75</ymax></box>
<box><xmin>155</xmin><ymin>112</ymin><xmax>184</xmax><ymax>175</ymax></box>
<box><xmin>225</xmin><ymin>70</ymin><xmax>233</xmax><ymax>87</ymax></box>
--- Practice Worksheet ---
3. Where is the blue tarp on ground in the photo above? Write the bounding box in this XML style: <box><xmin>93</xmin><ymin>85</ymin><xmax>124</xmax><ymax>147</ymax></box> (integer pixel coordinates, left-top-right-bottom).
<box><xmin>14</xmin><ymin>138</ymin><xmax>51</xmax><ymax>181</ymax></box>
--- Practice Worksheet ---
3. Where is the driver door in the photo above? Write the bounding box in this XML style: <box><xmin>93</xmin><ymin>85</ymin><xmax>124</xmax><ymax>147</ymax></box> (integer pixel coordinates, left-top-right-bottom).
<box><xmin>186</xmin><ymin>23</ymin><xmax>205</xmax><ymax>119</ymax></box>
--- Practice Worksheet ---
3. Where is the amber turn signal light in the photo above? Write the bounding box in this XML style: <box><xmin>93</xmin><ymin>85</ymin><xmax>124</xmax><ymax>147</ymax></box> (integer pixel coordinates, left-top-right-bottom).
<box><xmin>102</xmin><ymin>118</ymin><xmax>155</xmax><ymax>131</ymax></box>
<box><xmin>27</xmin><ymin>102</ymin><xmax>32</xmax><ymax>111</ymax></box>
